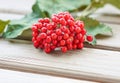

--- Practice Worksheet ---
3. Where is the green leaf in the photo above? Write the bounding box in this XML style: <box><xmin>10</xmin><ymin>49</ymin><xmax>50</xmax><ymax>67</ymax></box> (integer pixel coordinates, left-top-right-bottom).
<box><xmin>80</xmin><ymin>17</ymin><xmax>112</xmax><ymax>45</ymax></box>
<box><xmin>0</xmin><ymin>20</ymin><xmax>10</xmax><ymax>34</ymax></box>
<box><xmin>35</xmin><ymin>0</ymin><xmax>91</xmax><ymax>17</ymax></box>
<box><xmin>3</xmin><ymin>13</ymin><xmax>39</xmax><ymax>39</ymax></box>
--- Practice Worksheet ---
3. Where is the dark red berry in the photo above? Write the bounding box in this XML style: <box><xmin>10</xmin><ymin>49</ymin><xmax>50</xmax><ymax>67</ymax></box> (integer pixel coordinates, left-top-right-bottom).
<box><xmin>63</xmin><ymin>33</ymin><xmax>69</xmax><ymax>40</ymax></box>
<box><xmin>46</xmin><ymin>36</ymin><xmax>51</xmax><ymax>43</ymax></box>
<box><xmin>51</xmin><ymin>33</ymin><xmax>57</xmax><ymax>40</ymax></box>
<box><xmin>56</xmin><ymin>29</ymin><xmax>62</xmax><ymax>35</ymax></box>
<box><xmin>44</xmin><ymin>48</ymin><xmax>51</xmax><ymax>53</ymax></box>
<box><xmin>86</xmin><ymin>35</ymin><xmax>93</xmax><ymax>42</ymax></box>
<box><xmin>61</xmin><ymin>46</ymin><xmax>67</xmax><ymax>53</ymax></box>
<box><xmin>39</xmin><ymin>33</ymin><xmax>47</xmax><ymax>39</ymax></box>
<box><xmin>60</xmin><ymin>40</ymin><xmax>66</xmax><ymax>46</ymax></box>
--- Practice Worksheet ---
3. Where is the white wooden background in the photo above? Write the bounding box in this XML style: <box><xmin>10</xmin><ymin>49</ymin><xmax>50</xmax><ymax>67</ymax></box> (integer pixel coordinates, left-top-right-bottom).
<box><xmin>0</xmin><ymin>0</ymin><xmax>120</xmax><ymax>83</ymax></box>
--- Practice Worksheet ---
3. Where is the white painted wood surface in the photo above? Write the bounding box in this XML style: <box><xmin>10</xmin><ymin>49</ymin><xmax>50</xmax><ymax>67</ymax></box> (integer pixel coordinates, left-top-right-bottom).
<box><xmin>0</xmin><ymin>0</ymin><xmax>120</xmax><ymax>83</ymax></box>
<box><xmin>0</xmin><ymin>39</ymin><xmax>120</xmax><ymax>82</ymax></box>
<box><xmin>0</xmin><ymin>69</ymin><xmax>95</xmax><ymax>83</ymax></box>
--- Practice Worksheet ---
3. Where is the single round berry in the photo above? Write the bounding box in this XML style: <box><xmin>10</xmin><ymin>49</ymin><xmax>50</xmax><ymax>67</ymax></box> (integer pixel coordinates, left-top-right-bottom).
<box><xmin>66</xmin><ymin>38</ymin><xmax>72</xmax><ymax>44</ymax></box>
<box><xmin>68</xmin><ymin>20</ymin><xmax>74</xmax><ymax>26</ymax></box>
<box><xmin>51</xmin><ymin>33</ymin><xmax>57</xmax><ymax>40</ymax></box>
<box><xmin>57</xmin><ymin>36</ymin><xmax>63</xmax><ymax>41</ymax></box>
<box><xmin>46</xmin><ymin>36</ymin><xmax>52</xmax><ymax>43</ymax></box>
<box><xmin>61</xmin><ymin>46</ymin><xmax>67</xmax><ymax>53</ymax></box>
<box><xmin>77</xmin><ymin>43</ymin><xmax>83</xmax><ymax>49</ymax></box>
<box><xmin>39</xmin><ymin>33</ymin><xmax>47</xmax><ymax>39</ymax></box>
<box><xmin>60</xmin><ymin>40</ymin><xmax>66</xmax><ymax>46</ymax></box>
<box><xmin>52</xmin><ymin>40</ymin><xmax>58</xmax><ymax>45</ymax></box>
<box><xmin>32</xmin><ymin>26</ymin><xmax>38</xmax><ymax>32</ymax></box>
<box><xmin>44</xmin><ymin>18</ymin><xmax>50</xmax><ymax>23</ymax></box>
<box><xmin>56</xmin><ymin>29</ymin><xmax>62</xmax><ymax>35</ymax></box>
<box><xmin>63</xmin><ymin>33</ymin><xmax>69</xmax><ymax>40</ymax></box>
<box><xmin>32</xmin><ymin>31</ymin><xmax>38</xmax><ymax>37</ymax></box>
<box><xmin>60</xmin><ymin>18</ymin><xmax>66</xmax><ymax>25</ymax></box>
<box><xmin>44</xmin><ymin>48</ymin><xmax>51</xmax><ymax>53</ymax></box>
<box><xmin>67</xmin><ymin>44</ymin><xmax>73</xmax><ymax>50</ymax></box>
<box><xmin>41</xmin><ymin>27</ymin><xmax>47</xmax><ymax>33</ymax></box>
<box><xmin>86</xmin><ymin>35</ymin><xmax>93</xmax><ymax>42</ymax></box>
<box><xmin>75</xmin><ymin>27</ymin><xmax>81</xmax><ymax>33</ymax></box>
<box><xmin>33</xmin><ymin>40</ymin><xmax>39</xmax><ymax>48</ymax></box>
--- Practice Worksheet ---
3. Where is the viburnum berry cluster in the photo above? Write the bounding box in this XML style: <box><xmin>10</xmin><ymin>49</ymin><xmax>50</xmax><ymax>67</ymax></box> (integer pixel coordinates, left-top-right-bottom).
<box><xmin>32</xmin><ymin>12</ymin><xmax>93</xmax><ymax>53</ymax></box>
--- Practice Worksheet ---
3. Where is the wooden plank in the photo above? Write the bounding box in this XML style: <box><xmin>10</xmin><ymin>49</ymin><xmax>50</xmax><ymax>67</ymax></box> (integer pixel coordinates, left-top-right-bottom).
<box><xmin>0</xmin><ymin>69</ymin><xmax>96</xmax><ymax>83</ymax></box>
<box><xmin>0</xmin><ymin>0</ymin><xmax>34</xmax><ymax>14</ymax></box>
<box><xmin>0</xmin><ymin>39</ymin><xmax>120</xmax><ymax>82</ymax></box>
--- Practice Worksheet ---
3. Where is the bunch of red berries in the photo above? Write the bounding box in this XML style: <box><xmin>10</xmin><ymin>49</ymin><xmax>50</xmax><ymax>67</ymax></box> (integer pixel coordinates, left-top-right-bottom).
<box><xmin>32</xmin><ymin>12</ymin><xmax>93</xmax><ymax>53</ymax></box>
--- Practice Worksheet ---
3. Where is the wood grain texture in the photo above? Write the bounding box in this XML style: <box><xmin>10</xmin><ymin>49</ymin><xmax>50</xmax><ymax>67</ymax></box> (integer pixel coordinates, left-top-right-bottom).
<box><xmin>0</xmin><ymin>69</ymin><xmax>96</xmax><ymax>83</ymax></box>
<box><xmin>0</xmin><ymin>39</ymin><xmax>120</xmax><ymax>83</ymax></box>
<box><xmin>0</xmin><ymin>0</ymin><xmax>34</xmax><ymax>14</ymax></box>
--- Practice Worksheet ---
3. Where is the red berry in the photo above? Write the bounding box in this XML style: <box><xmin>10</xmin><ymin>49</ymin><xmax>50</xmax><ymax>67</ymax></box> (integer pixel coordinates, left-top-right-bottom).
<box><xmin>57</xmin><ymin>36</ymin><xmax>63</xmax><ymax>41</ymax></box>
<box><xmin>51</xmin><ymin>45</ymin><xmax>56</xmax><ymax>50</ymax></box>
<box><xmin>63</xmin><ymin>33</ymin><xmax>69</xmax><ymax>40</ymax></box>
<box><xmin>73</xmin><ymin>39</ymin><xmax>79</xmax><ymax>44</ymax></box>
<box><xmin>47</xmin><ymin>24</ymin><xmax>53</xmax><ymax>30</ymax></box>
<box><xmin>33</xmin><ymin>40</ymin><xmax>39</xmax><ymax>48</ymax></box>
<box><xmin>66</xmin><ymin>38</ymin><xmax>72</xmax><ymax>44</ymax></box>
<box><xmin>67</xmin><ymin>44</ymin><xmax>73</xmax><ymax>50</ymax></box>
<box><xmin>77</xmin><ymin>33</ymin><xmax>82</xmax><ymax>40</ymax></box>
<box><xmin>32</xmin><ymin>31</ymin><xmax>38</xmax><ymax>37</ymax></box>
<box><xmin>61</xmin><ymin>46</ymin><xmax>67</xmax><ymax>53</ymax></box>
<box><xmin>41</xmin><ymin>27</ymin><xmax>47</xmax><ymax>33</ymax></box>
<box><xmin>51</xmin><ymin>33</ymin><xmax>57</xmax><ymax>40</ymax></box>
<box><xmin>39</xmin><ymin>33</ymin><xmax>47</xmax><ymax>39</ymax></box>
<box><xmin>52</xmin><ymin>40</ymin><xmax>58</xmax><ymax>45</ymax></box>
<box><xmin>69</xmin><ymin>26</ymin><xmax>74</xmax><ymax>32</ymax></box>
<box><xmin>44</xmin><ymin>18</ymin><xmax>50</xmax><ymax>23</ymax></box>
<box><xmin>75</xmin><ymin>26</ymin><xmax>81</xmax><ymax>33</ymax></box>
<box><xmin>32</xmin><ymin>37</ymin><xmax>36</xmax><ymax>42</ymax></box>
<box><xmin>86</xmin><ymin>35</ymin><xmax>93</xmax><ymax>42</ymax></box>
<box><xmin>44</xmin><ymin>43</ymin><xmax>51</xmax><ymax>48</ymax></box>
<box><xmin>52</xmin><ymin>17</ymin><xmax>59</xmax><ymax>23</ymax></box>
<box><xmin>32</xmin><ymin>26</ymin><xmax>38</xmax><ymax>32</ymax></box>
<box><xmin>60</xmin><ymin>18</ymin><xmax>66</xmax><ymax>25</ymax></box>
<box><xmin>81</xmin><ymin>29</ymin><xmax>86</xmax><ymax>35</ymax></box>
<box><xmin>44</xmin><ymin>48</ymin><xmax>51</xmax><ymax>53</ymax></box>
<box><xmin>60</xmin><ymin>40</ymin><xmax>66</xmax><ymax>46</ymax></box>
<box><xmin>37</xmin><ymin>23</ymin><xmax>42</xmax><ymax>29</ymax></box>
<box><xmin>46</xmin><ymin>36</ymin><xmax>51</xmax><ymax>43</ymax></box>
<box><xmin>38</xmin><ymin>19</ymin><xmax>44</xmax><ymax>23</ymax></box>
<box><xmin>68</xmin><ymin>20</ymin><xmax>74</xmax><ymax>26</ymax></box>
<box><xmin>56</xmin><ymin>29</ymin><xmax>62</xmax><ymax>35</ymax></box>
<box><xmin>77</xmin><ymin>43</ymin><xmax>83</xmax><ymax>49</ymax></box>
<box><xmin>72</xmin><ymin>44</ymin><xmax>77</xmax><ymax>49</ymax></box>
<box><xmin>64</xmin><ymin>14</ymin><xmax>70</xmax><ymax>20</ymax></box>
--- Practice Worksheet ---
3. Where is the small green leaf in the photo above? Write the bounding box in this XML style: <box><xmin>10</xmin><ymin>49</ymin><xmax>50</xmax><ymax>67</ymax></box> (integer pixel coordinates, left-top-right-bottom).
<box><xmin>0</xmin><ymin>20</ymin><xmax>10</xmax><ymax>34</ymax></box>
<box><xmin>3</xmin><ymin>13</ymin><xmax>39</xmax><ymax>39</ymax></box>
<box><xmin>80</xmin><ymin>17</ymin><xmax>112</xmax><ymax>45</ymax></box>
